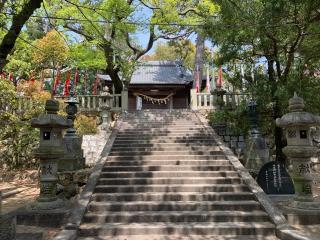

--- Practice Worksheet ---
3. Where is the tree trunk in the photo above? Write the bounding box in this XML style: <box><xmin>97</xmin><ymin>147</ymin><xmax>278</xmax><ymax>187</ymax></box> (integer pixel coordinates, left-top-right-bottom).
<box><xmin>106</xmin><ymin>67</ymin><xmax>123</xmax><ymax>94</ymax></box>
<box><xmin>194</xmin><ymin>32</ymin><xmax>205</xmax><ymax>88</ymax></box>
<box><xmin>267</xmin><ymin>58</ymin><xmax>286</xmax><ymax>162</ymax></box>
<box><xmin>0</xmin><ymin>0</ymin><xmax>43</xmax><ymax>72</ymax></box>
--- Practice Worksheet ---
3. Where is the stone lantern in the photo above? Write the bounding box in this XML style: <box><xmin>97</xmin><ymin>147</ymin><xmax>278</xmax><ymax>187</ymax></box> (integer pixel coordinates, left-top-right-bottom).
<box><xmin>245</xmin><ymin>99</ymin><xmax>269</xmax><ymax>175</ymax></box>
<box><xmin>276</xmin><ymin>93</ymin><xmax>320</xmax><ymax>209</ymax></box>
<box><xmin>99</xmin><ymin>86</ymin><xmax>112</xmax><ymax>130</ymax></box>
<box><xmin>31</xmin><ymin>99</ymin><xmax>71</xmax><ymax>210</ymax></box>
<box><xmin>59</xmin><ymin>90</ymin><xmax>85</xmax><ymax>171</ymax></box>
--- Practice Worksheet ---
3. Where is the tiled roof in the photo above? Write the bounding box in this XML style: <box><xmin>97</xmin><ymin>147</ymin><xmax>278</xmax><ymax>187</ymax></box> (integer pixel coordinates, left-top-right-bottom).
<box><xmin>97</xmin><ymin>61</ymin><xmax>193</xmax><ymax>85</ymax></box>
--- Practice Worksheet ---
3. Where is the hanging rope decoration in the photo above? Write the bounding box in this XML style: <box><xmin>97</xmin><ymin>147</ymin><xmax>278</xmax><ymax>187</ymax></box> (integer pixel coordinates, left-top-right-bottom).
<box><xmin>134</xmin><ymin>92</ymin><xmax>175</xmax><ymax>105</ymax></box>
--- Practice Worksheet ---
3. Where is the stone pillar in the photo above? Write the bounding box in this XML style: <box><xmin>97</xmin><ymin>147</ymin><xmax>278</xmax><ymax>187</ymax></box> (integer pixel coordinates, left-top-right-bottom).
<box><xmin>31</xmin><ymin>99</ymin><xmax>71</xmax><ymax>210</ymax></box>
<box><xmin>190</xmin><ymin>89</ymin><xmax>197</xmax><ymax>110</ymax></box>
<box><xmin>121</xmin><ymin>90</ymin><xmax>128</xmax><ymax>111</ymax></box>
<box><xmin>276</xmin><ymin>93</ymin><xmax>320</xmax><ymax>209</ymax></box>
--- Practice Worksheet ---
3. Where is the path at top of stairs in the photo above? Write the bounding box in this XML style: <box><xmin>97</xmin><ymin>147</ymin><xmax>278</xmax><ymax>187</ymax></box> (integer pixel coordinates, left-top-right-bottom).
<box><xmin>77</xmin><ymin>110</ymin><xmax>279</xmax><ymax>240</ymax></box>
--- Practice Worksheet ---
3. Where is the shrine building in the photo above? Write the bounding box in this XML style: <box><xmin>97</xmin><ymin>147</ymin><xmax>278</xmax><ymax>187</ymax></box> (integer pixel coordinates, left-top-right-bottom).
<box><xmin>98</xmin><ymin>61</ymin><xmax>193</xmax><ymax>110</ymax></box>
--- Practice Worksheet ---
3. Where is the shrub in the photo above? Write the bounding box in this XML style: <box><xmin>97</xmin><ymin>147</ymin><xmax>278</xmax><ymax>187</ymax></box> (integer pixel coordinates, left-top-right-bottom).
<box><xmin>208</xmin><ymin>103</ymin><xmax>250</xmax><ymax>136</ymax></box>
<box><xmin>74</xmin><ymin>114</ymin><xmax>98</xmax><ymax>136</ymax></box>
<box><xmin>0</xmin><ymin>79</ymin><xmax>50</xmax><ymax>170</ymax></box>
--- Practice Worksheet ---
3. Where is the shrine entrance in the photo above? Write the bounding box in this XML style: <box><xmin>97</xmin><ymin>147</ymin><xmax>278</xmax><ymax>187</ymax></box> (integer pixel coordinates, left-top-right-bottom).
<box><xmin>134</xmin><ymin>92</ymin><xmax>174</xmax><ymax>110</ymax></box>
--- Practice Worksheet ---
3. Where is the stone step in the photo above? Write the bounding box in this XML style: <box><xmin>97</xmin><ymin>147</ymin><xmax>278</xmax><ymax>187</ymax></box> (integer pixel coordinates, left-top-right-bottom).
<box><xmin>110</xmin><ymin>146</ymin><xmax>221</xmax><ymax>152</ymax></box>
<box><xmin>94</xmin><ymin>184</ymin><xmax>250</xmax><ymax>193</ymax></box>
<box><xmin>112</xmin><ymin>143</ymin><xmax>219</xmax><ymax>148</ymax></box>
<box><xmin>102</xmin><ymin>165</ymin><xmax>235</xmax><ymax>172</ymax></box>
<box><xmin>113</xmin><ymin>139</ymin><xmax>217</xmax><ymax>144</ymax></box>
<box><xmin>122</xmin><ymin>122</ymin><xmax>203</xmax><ymax>127</ymax></box>
<box><xmin>88</xmin><ymin>201</ymin><xmax>262</xmax><ymax>212</ymax></box>
<box><xmin>98</xmin><ymin>177</ymin><xmax>242</xmax><ymax>185</ymax></box>
<box><xmin>92</xmin><ymin>192</ymin><xmax>255</xmax><ymax>202</ymax></box>
<box><xmin>109</xmin><ymin>150</ymin><xmax>223</xmax><ymax>156</ymax></box>
<box><xmin>99</xmin><ymin>171</ymin><xmax>239</xmax><ymax>178</ymax></box>
<box><xmin>107</xmin><ymin>155</ymin><xmax>226</xmax><ymax>161</ymax></box>
<box><xmin>77</xmin><ymin>235</ymin><xmax>279</xmax><ymax>240</ymax></box>
<box><xmin>78</xmin><ymin>222</ymin><xmax>275</xmax><ymax>237</ymax></box>
<box><xmin>118</xmin><ymin>128</ymin><xmax>208</xmax><ymax>132</ymax></box>
<box><xmin>115</xmin><ymin>136</ymin><xmax>216</xmax><ymax>140</ymax></box>
<box><xmin>106</xmin><ymin>160</ymin><xmax>231</xmax><ymax>167</ymax></box>
<box><xmin>83</xmin><ymin>210</ymin><xmax>270</xmax><ymax>224</ymax></box>
<box><xmin>117</xmin><ymin>130</ymin><xmax>209</xmax><ymax>135</ymax></box>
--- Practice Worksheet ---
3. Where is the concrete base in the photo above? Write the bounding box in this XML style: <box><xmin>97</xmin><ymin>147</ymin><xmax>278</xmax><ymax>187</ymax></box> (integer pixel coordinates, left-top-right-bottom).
<box><xmin>0</xmin><ymin>213</ymin><xmax>16</xmax><ymax>240</ymax></box>
<box><xmin>268</xmin><ymin>194</ymin><xmax>320</xmax><ymax>225</ymax></box>
<box><xmin>16</xmin><ymin>202</ymin><xmax>71</xmax><ymax>228</ymax></box>
<box><xmin>30</xmin><ymin>198</ymin><xmax>65</xmax><ymax>211</ymax></box>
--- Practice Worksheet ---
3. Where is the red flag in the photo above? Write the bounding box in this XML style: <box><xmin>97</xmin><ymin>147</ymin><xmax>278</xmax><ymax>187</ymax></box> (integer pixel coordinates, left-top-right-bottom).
<box><xmin>9</xmin><ymin>72</ymin><xmax>13</xmax><ymax>82</ymax></box>
<box><xmin>206</xmin><ymin>66</ymin><xmax>210</xmax><ymax>93</ymax></box>
<box><xmin>53</xmin><ymin>69</ymin><xmax>61</xmax><ymax>95</ymax></box>
<box><xmin>0</xmin><ymin>72</ymin><xmax>6</xmax><ymax>79</ymax></box>
<box><xmin>63</xmin><ymin>71</ymin><xmax>71</xmax><ymax>96</ymax></box>
<box><xmin>217</xmin><ymin>66</ymin><xmax>223</xmax><ymax>88</ymax></box>
<box><xmin>93</xmin><ymin>74</ymin><xmax>99</xmax><ymax>95</ymax></box>
<box><xmin>40</xmin><ymin>70</ymin><xmax>45</xmax><ymax>91</ymax></box>
<box><xmin>29</xmin><ymin>72</ymin><xmax>35</xmax><ymax>84</ymax></box>
<box><xmin>74</xmin><ymin>68</ymin><xmax>79</xmax><ymax>87</ymax></box>
<box><xmin>195</xmin><ymin>65</ymin><xmax>200</xmax><ymax>93</ymax></box>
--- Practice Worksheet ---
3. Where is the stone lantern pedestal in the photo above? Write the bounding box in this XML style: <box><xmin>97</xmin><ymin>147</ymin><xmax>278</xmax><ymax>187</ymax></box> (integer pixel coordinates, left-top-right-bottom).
<box><xmin>276</xmin><ymin>93</ymin><xmax>320</xmax><ymax>209</ymax></box>
<box><xmin>31</xmin><ymin>99</ymin><xmax>71</xmax><ymax>210</ymax></box>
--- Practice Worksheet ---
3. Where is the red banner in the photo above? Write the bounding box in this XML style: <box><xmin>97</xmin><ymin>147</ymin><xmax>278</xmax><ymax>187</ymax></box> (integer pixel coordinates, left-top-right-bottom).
<box><xmin>53</xmin><ymin>69</ymin><xmax>61</xmax><ymax>95</ymax></box>
<box><xmin>63</xmin><ymin>70</ymin><xmax>71</xmax><ymax>96</ymax></box>
<box><xmin>217</xmin><ymin>65</ymin><xmax>223</xmax><ymax>88</ymax></box>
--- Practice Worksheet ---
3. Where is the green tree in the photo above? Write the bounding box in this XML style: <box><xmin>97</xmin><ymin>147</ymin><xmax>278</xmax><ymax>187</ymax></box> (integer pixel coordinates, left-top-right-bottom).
<box><xmin>32</xmin><ymin>30</ymin><xmax>69</xmax><ymax>69</ymax></box>
<box><xmin>0</xmin><ymin>79</ymin><xmax>50</xmax><ymax>169</ymax></box>
<box><xmin>70</xmin><ymin>43</ymin><xmax>106</xmax><ymax>70</ymax></box>
<box><xmin>0</xmin><ymin>0</ymin><xmax>44</xmax><ymax>72</ymax></box>
<box><xmin>205</xmin><ymin>0</ymin><xmax>320</xmax><ymax>161</ymax></box>
<box><xmin>4</xmin><ymin>33</ymin><xmax>34</xmax><ymax>78</ymax></box>
<box><xmin>46</xmin><ymin>0</ymin><xmax>219</xmax><ymax>92</ymax></box>
<box><xmin>150</xmin><ymin>40</ymin><xmax>196</xmax><ymax>70</ymax></box>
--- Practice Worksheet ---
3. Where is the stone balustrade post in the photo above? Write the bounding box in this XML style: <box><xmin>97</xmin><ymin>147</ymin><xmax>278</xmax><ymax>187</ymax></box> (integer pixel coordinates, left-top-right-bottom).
<box><xmin>121</xmin><ymin>90</ymin><xmax>128</xmax><ymax>111</ymax></box>
<box><xmin>190</xmin><ymin>89</ymin><xmax>197</xmax><ymax>110</ymax></box>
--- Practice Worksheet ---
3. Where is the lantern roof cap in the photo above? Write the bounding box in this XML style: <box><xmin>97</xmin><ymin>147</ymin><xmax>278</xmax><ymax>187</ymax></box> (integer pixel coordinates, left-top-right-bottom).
<box><xmin>276</xmin><ymin>93</ymin><xmax>320</xmax><ymax>127</ymax></box>
<box><xmin>31</xmin><ymin>99</ymin><xmax>71</xmax><ymax>128</ymax></box>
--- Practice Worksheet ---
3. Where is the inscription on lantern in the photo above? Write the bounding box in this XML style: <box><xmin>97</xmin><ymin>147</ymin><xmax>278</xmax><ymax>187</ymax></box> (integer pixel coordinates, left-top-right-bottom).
<box><xmin>298</xmin><ymin>163</ymin><xmax>311</xmax><ymax>175</ymax></box>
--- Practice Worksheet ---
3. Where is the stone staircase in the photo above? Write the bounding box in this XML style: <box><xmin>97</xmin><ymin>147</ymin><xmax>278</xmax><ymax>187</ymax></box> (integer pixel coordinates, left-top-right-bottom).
<box><xmin>77</xmin><ymin>110</ymin><xmax>279</xmax><ymax>240</ymax></box>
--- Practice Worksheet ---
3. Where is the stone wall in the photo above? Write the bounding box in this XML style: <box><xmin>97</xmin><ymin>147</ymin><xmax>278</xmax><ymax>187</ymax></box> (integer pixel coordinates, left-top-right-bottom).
<box><xmin>212</xmin><ymin>124</ymin><xmax>245</xmax><ymax>153</ymax></box>
<box><xmin>82</xmin><ymin>129</ymin><xmax>111</xmax><ymax>166</ymax></box>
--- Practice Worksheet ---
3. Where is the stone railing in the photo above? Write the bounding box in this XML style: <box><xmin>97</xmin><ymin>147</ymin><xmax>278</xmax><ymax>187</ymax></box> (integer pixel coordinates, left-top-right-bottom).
<box><xmin>190</xmin><ymin>89</ymin><xmax>249</xmax><ymax>110</ymax></box>
<box><xmin>17</xmin><ymin>91</ymin><xmax>128</xmax><ymax>113</ymax></box>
